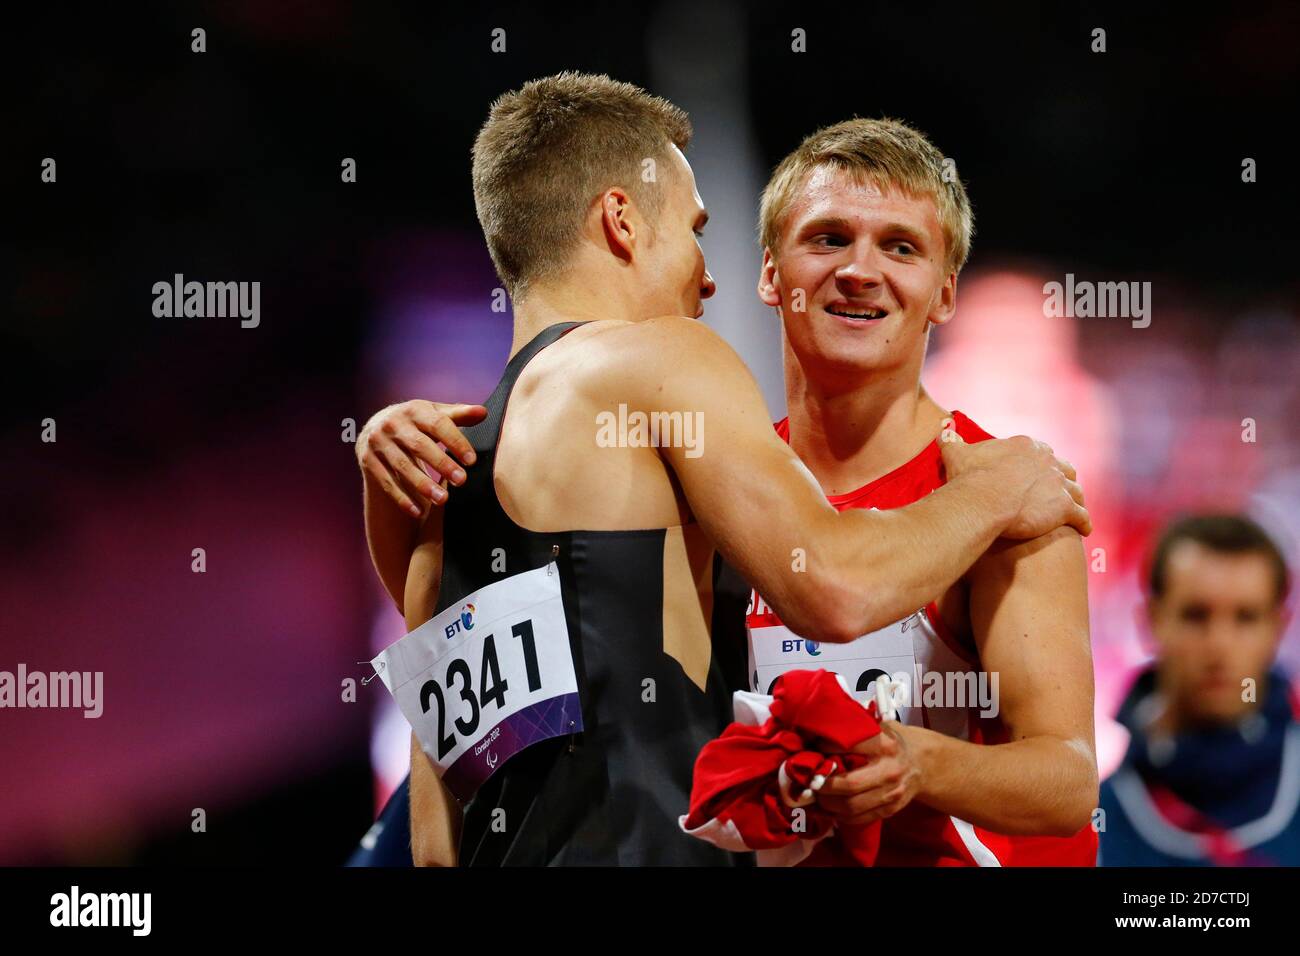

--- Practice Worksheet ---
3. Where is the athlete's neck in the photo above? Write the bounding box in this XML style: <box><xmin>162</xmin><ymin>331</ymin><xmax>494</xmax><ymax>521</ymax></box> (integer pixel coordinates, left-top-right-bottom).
<box><xmin>506</xmin><ymin>270</ymin><xmax>644</xmax><ymax>359</ymax></box>
<box><xmin>1149</xmin><ymin>679</ymin><xmax>1267</xmax><ymax>738</ymax></box>
<box><xmin>784</xmin><ymin>347</ymin><xmax>949</xmax><ymax>497</ymax></box>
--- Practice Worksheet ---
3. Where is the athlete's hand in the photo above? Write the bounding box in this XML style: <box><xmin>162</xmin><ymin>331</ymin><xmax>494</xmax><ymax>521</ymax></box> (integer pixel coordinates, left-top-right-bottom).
<box><xmin>356</xmin><ymin>401</ymin><xmax>487</xmax><ymax>516</ymax></box>
<box><xmin>939</xmin><ymin>424</ymin><xmax>1091</xmax><ymax>539</ymax></box>
<box><xmin>816</xmin><ymin>722</ymin><xmax>922</xmax><ymax>826</ymax></box>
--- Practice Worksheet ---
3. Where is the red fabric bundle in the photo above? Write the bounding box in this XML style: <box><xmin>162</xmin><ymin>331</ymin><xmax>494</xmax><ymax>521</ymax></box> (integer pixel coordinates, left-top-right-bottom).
<box><xmin>679</xmin><ymin>669</ymin><xmax>885</xmax><ymax>865</ymax></box>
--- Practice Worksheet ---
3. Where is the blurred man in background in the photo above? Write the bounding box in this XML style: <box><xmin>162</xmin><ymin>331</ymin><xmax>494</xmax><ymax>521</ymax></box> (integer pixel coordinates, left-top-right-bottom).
<box><xmin>1099</xmin><ymin>514</ymin><xmax>1299</xmax><ymax>865</ymax></box>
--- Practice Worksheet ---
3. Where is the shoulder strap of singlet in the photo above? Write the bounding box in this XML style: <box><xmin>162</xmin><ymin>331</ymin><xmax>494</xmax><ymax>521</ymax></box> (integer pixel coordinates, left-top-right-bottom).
<box><xmin>479</xmin><ymin>321</ymin><xmax>588</xmax><ymax>446</ymax></box>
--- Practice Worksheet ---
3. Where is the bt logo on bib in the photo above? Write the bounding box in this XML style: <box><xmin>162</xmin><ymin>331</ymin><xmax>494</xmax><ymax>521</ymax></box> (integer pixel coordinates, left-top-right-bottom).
<box><xmin>781</xmin><ymin>638</ymin><xmax>821</xmax><ymax>657</ymax></box>
<box><xmin>444</xmin><ymin>603</ymin><xmax>477</xmax><ymax>640</ymax></box>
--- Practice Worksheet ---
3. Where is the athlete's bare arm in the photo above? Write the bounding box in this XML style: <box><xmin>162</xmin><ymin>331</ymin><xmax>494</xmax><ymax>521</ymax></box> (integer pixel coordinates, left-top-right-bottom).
<box><xmin>402</xmin><ymin>502</ymin><xmax>463</xmax><ymax>866</ymax></box>
<box><xmin>360</xmin><ymin>318</ymin><xmax>1089</xmax><ymax>644</ymax></box>
<box><xmin>615</xmin><ymin>316</ymin><xmax>1090</xmax><ymax>644</ymax></box>
<box><xmin>818</xmin><ymin>526</ymin><xmax>1098</xmax><ymax>836</ymax></box>
<box><xmin>910</xmin><ymin>527</ymin><xmax>1097</xmax><ymax>834</ymax></box>
<box><xmin>357</xmin><ymin>402</ymin><xmax>485</xmax><ymax>613</ymax></box>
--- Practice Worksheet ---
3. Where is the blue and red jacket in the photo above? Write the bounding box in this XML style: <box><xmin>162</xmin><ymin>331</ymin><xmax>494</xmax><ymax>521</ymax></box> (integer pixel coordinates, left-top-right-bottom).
<box><xmin>1098</xmin><ymin>666</ymin><xmax>1300</xmax><ymax>866</ymax></box>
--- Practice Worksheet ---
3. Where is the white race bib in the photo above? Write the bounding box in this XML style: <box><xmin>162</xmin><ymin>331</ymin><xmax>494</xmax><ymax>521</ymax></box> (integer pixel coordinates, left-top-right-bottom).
<box><xmin>748</xmin><ymin>617</ymin><xmax>921</xmax><ymax>723</ymax></box>
<box><xmin>372</xmin><ymin>562</ymin><xmax>582</xmax><ymax>801</ymax></box>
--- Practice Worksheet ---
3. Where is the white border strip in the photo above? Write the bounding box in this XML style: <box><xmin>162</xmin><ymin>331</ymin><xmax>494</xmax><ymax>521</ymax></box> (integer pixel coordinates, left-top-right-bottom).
<box><xmin>951</xmin><ymin>817</ymin><xmax>1003</xmax><ymax>866</ymax></box>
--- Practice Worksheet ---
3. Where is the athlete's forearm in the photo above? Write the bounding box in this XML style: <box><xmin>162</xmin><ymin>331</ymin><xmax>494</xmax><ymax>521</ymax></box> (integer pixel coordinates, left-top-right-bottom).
<box><xmin>409</xmin><ymin>732</ymin><xmax>462</xmax><ymax>866</ymax></box>
<box><xmin>813</xmin><ymin>470</ymin><xmax>1017</xmax><ymax>640</ymax></box>
<box><xmin>362</xmin><ymin>468</ymin><xmax>422</xmax><ymax>614</ymax></box>
<box><xmin>903</xmin><ymin>725</ymin><xmax>1099</xmax><ymax>836</ymax></box>
<box><xmin>403</xmin><ymin>502</ymin><xmax>458</xmax><ymax>864</ymax></box>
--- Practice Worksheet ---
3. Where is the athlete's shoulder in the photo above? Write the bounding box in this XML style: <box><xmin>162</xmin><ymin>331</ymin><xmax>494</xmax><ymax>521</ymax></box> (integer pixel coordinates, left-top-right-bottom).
<box><xmin>549</xmin><ymin>317</ymin><xmax>695</xmax><ymax>371</ymax></box>
<box><xmin>578</xmin><ymin>315</ymin><xmax>729</xmax><ymax>354</ymax></box>
<box><xmin>603</xmin><ymin>315</ymin><xmax>751</xmax><ymax>379</ymax></box>
<box><xmin>620</xmin><ymin>314</ymin><xmax>734</xmax><ymax>350</ymax></box>
<box><xmin>558</xmin><ymin>316</ymin><xmax>751</xmax><ymax>404</ymax></box>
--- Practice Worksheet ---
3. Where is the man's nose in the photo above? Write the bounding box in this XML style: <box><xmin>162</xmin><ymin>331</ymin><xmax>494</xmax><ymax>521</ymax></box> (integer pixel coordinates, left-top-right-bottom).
<box><xmin>701</xmin><ymin>268</ymin><xmax>717</xmax><ymax>299</ymax></box>
<box><xmin>836</xmin><ymin>245</ymin><xmax>884</xmax><ymax>294</ymax></box>
<box><xmin>1202</xmin><ymin>615</ymin><xmax>1240</xmax><ymax>656</ymax></box>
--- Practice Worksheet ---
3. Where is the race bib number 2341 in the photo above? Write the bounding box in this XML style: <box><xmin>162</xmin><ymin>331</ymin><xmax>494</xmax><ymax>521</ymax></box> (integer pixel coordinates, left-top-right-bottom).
<box><xmin>371</xmin><ymin>562</ymin><xmax>582</xmax><ymax>801</ymax></box>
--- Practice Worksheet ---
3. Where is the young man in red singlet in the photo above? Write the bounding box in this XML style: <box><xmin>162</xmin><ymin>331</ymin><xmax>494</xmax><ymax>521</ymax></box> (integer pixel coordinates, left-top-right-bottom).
<box><xmin>744</xmin><ymin>118</ymin><xmax>1097</xmax><ymax>866</ymax></box>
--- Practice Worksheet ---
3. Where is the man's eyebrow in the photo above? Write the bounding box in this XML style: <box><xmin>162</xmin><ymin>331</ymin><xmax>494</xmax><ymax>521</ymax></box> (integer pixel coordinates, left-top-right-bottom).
<box><xmin>797</xmin><ymin>216</ymin><xmax>853</xmax><ymax>233</ymax></box>
<box><xmin>881</xmin><ymin>222</ymin><xmax>928</xmax><ymax>244</ymax></box>
<box><xmin>795</xmin><ymin>216</ymin><xmax>930</xmax><ymax>245</ymax></box>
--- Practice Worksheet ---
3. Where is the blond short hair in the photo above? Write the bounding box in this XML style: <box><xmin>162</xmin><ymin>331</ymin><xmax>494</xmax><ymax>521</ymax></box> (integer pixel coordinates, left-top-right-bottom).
<box><xmin>758</xmin><ymin>117</ymin><xmax>974</xmax><ymax>273</ymax></box>
<box><xmin>471</xmin><ymin>72</ymin><xmax>693</xmax><ymax>298</ymax></box>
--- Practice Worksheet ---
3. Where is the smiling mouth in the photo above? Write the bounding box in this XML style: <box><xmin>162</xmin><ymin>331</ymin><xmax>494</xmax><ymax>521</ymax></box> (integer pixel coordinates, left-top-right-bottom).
<box><xmin>826</xmin><ymin>306</ymin><xmax>888</xmax><ymax>321</ymax></box>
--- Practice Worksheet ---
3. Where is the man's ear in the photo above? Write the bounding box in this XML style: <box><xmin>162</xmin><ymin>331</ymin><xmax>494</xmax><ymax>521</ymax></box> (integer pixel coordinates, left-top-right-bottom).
<box><xmin>929</xmin><ymin>270</ymin><xmax>959</xmax><ymax>328</ymax></box>
<box><xmin>757</xmin><ymin>248</ymin><xmax>781</xmax><ymax>307</ymax></box>
<box><xmin>600</xmin><ymin>187</ymin><xmax>636</xmax><ymax>264</ymax></box>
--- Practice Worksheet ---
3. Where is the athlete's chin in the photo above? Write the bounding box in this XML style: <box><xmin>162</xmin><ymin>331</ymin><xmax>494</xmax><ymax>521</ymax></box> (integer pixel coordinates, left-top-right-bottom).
<box><xmin>799</xmin><ymin>342</ymin><xmax>895</xmax><ymax>378</ymax></box>
<box><xmin>817</xmin><ymin>329</ymin><xmax>896</xmax><ymax>361</ymax></box>
<box><xmin>678</xmin><ymin>297</ymin><xmax>703</xmax><ymax>319</ymax></box>
<box><xmin>1191</xmin><ymin>701</ymin><xmax>1250</xmax><ymax>726</ymax></box>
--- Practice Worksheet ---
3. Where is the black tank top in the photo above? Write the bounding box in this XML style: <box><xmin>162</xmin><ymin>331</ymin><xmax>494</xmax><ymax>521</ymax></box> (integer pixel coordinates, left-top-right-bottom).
<box><xmin>436</xmin><ymin>321</ymin><xmax>752</xmax><ymax>866</ymax></box>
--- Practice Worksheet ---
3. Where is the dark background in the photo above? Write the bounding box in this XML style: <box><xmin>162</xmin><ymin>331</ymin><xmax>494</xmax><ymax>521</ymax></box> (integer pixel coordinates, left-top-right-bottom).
<box><xmin>5</xmin><ymin>0</ymin><xmax>1298</xmax><ymax>864</ymax></box>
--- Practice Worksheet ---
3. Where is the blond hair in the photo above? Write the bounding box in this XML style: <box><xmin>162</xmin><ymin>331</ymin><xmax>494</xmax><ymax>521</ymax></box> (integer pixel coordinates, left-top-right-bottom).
<box><xmin>758</xmin><ymin>117</ymin><xmax>973</xmax><ymax>273</ymax></box>
<box><xmin>471</xmin><ymin>72</ymin><xmax>692</xmax><ymax>297</ymax></box>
